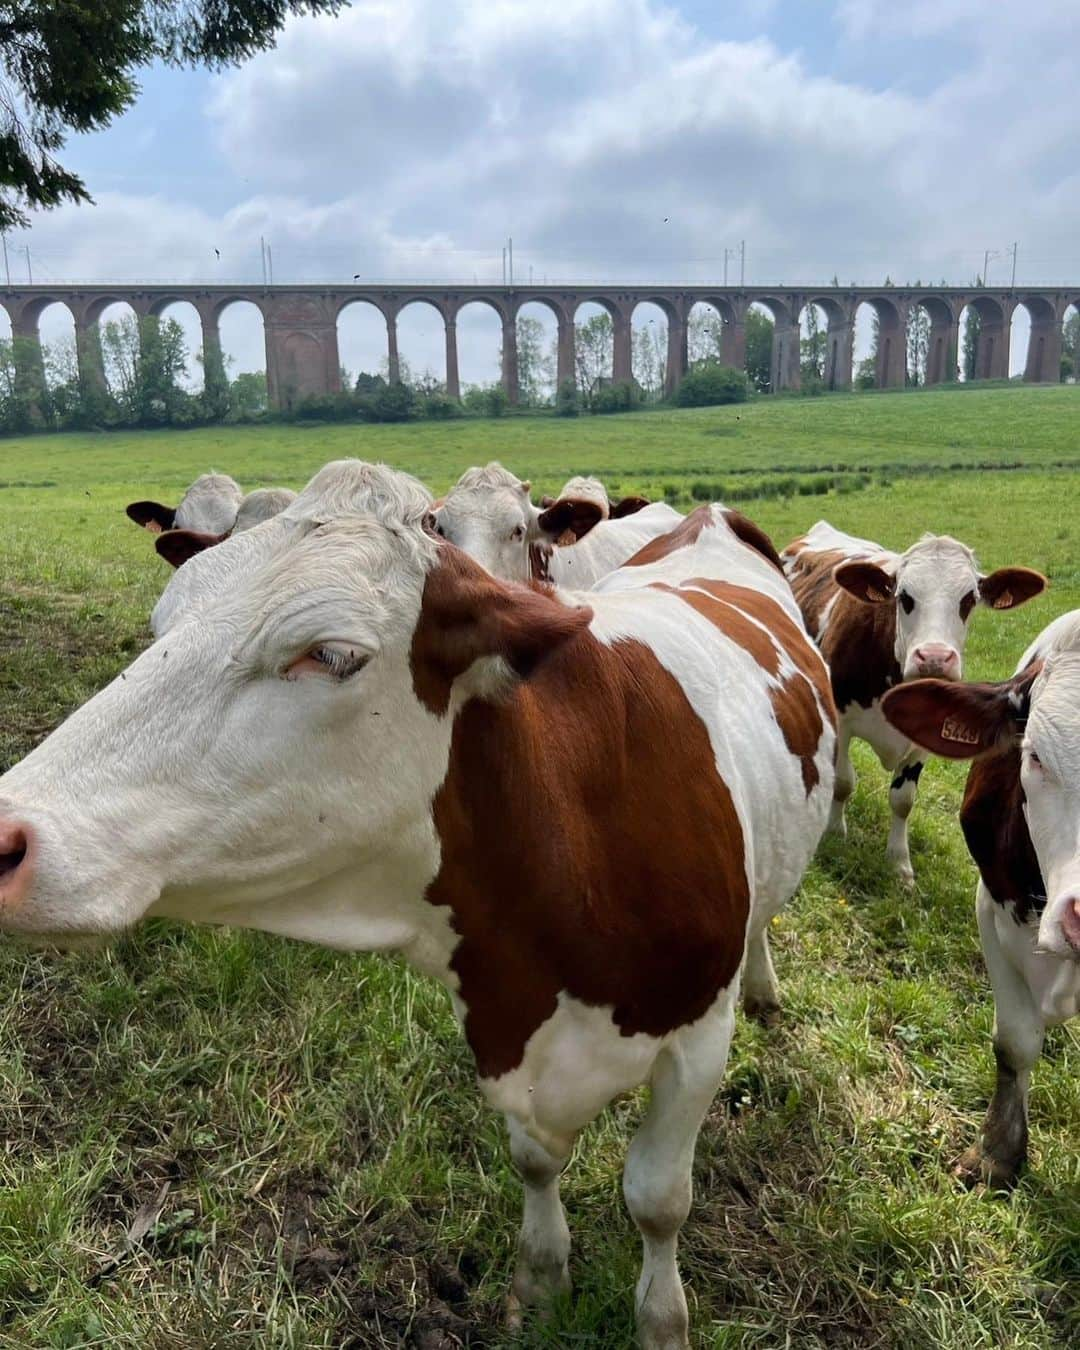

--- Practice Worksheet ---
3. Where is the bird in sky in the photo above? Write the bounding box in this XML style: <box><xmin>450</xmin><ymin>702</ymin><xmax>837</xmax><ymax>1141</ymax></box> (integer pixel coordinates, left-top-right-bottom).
<box><xmin>353</xmin><ymin>273</ymin><xmax>361</xmax><ymax>280</ymax></box>
<box><xmin>214</xmin><ymin>248</ymin><xmax>220</xmax><ymax>259</ymax></box>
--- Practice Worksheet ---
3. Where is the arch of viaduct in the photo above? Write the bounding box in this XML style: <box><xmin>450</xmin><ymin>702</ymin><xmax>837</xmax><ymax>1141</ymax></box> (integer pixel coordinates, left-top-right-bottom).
<box><xmin>3</xmin><ymin>284</ymin><xmax>1078</xmax><ymax>410</ymax></box>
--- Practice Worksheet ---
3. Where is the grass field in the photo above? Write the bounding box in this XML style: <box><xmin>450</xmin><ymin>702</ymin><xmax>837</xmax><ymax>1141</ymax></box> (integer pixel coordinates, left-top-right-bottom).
<box><xmin>1</xmin><ymin>384</ymin><xmax>1078</xmax><ymax>1348</ymax></box>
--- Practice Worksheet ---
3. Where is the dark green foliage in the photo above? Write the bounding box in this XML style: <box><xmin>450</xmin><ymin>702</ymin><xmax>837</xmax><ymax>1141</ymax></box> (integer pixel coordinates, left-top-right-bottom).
<box><xmin>0</xmin><ymin>2</ymin><xmax>345</xmax><ymax>229</ymax></box>
<box><xmin>675</xmin><ymin>362</ymin><xmax>748</xmax><ymax>407</ymax></box>
<box><xmin>555</xmin><ymin>378</ymin><xmax>580</xmax><ymax>417</ymax></box>
<box><xmin>963</xmin><ymin>306</ymin><xmax>982</xmax><ymax>382</ymax></box>
<box><xmin>590</xmin><ymin>379</ymin><xmax>639</xmax><ymax>414</ymax></box>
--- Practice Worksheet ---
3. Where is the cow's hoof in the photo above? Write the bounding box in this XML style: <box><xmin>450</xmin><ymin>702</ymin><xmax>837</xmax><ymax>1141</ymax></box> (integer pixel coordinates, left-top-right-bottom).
<box><xmin>744</xmin><ymin>997</ymin><xmax>782</xmax><ymax>1029</ymax></box>
<box><xmin>953</xmin><ymin>1144</ymin><xmax>1020</xmax><ymax>1191</ymax></box>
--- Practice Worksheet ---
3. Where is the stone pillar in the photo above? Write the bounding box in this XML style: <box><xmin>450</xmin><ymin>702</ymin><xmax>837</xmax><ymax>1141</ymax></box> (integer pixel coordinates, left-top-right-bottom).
<box><xmin>386</xmin><ymin>310</ymin><xmax>400</xmax><ymax>386</ymax></box>
<box><xmin>556</xmin><ymin>310</ymin><xmax>576</xmax><ymax>391</ymax></box>
<box><xmin>1024</xmin><ymin>312</ymin><xmax>1061</xmax><ymax>383</ymax></box>
<box><xmin>771</xmin><ymin>322</ymin><xmax>801</xmax><ymax>392</ymax></box>
<box><xmin>73</xmin><ymin>313</ymin><xmax>107</xmax><ymax>397</ymax></box>
<box><xmin>720</xmin><ymin>316</ymin><xmax>746</xmax><ymax>371</ymax></box>
<box><xmin>444</xmin><ymin>314</ymin><xmax>460</xmax><ymax>400</ymax></box>
<box><xmin>875</xmin><ymin>303</ymin><xmax>907</xmax><ymax>389</ymax></box>
<box><xmin>263</xmin><ymin>293</ymin><xmax>341</xmax><ymax>410</ymax></box>
<box><xmin>664</xmin><ymin>310</ymin><xmax>689</xmax><ymax>397</ymax></box>
<box><xmin>824</xmin><ymin>311</ymin><xmax>854</xmax><ymax>390</ymax></box>
<box><xmin>612</xmin><ymin>309</ymin><xmax>633</xmax><ymax>384</ymax></box>
<box><xmin>501</xmin><ymin>313</ymin><xmax>519</xmax><ymax>405</ymax></box>
<box><xmin>197</xmin><ymin>304</ymin><xmax>228</xmax><ymax>410</ymax></box>
<box><xmin>925</xmin><ymin>312</ymin><xmax>958</xmax><ymax>385</ymax></box>
<box><xmin>10</xmin><ymin>310</ymin><xmax>45</xmax><ymax>418</ymax></box>
<box><xmin>975</xmin><ymin>309</ymin><xmax>1008</xmax><ymax>381</ymax></box>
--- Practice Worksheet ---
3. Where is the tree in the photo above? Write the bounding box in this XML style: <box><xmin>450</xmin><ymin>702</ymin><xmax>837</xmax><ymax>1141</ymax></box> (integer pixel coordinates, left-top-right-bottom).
<box><xmin>632</xmin><ymin>321</ymin><xmax>666</xmax><ymax>400</ymax></box>
<box><xmin>674</xmin><ymin>363</ymin><xmax>747</xmax><ymax>407</ymax></box>
<box><xmin>99</xmin><ymin>313</ymin><xmax>190</xmax><ymax>423</ymax></box>
<box><xmin>800</xmin><ymin>305</ymin><xmax>826</xmax><ymax>383</ymax></box>
<box><xmin>688</xmin><ymin>307</ymin><xmax>724</xmax><ymax>366</ymax></box>
<box><xmin>574</xmin><ymin>312</ymin><xmax>613</xmax><ymax>400</ymax></box>
<box><xmin>0</xmin><ymin>2</ymin><xmax>344</xmax><ymax>230</ymax></box>
<box><xmin>515</xmin><ymin>315</ymin><xmax>553</xmax><ymax>406</ymax></box>
<box><xmin>906</xmin><ymin>305</ymin><xmax>930</xmax><ymax>386</ymax></box>
<box><xmin>229</xmin><ymin>371</ymin><xmax>267</xmax><ymax>418</ymax></box>
<box><xmin>962</xmin><ymin>307</ymin><xmax>982</xmax><ymax>381</ymax></box>
<box><xmin>1062</xmin><ymin>310</ymin><xmax>1080</xmax><ymax>383</ymax></box>
<box><xmin>744</xmin><ymin>308</ymin><xmax>773</xmax><ymax>393</ymax></box>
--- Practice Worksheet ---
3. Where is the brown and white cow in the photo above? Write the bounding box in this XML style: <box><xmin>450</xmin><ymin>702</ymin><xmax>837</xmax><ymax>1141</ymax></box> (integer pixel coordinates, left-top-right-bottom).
<box><xmin>432</xmin><ymin>462</ymin><xmax>682</xmax><ymax>587</ymax></box>
<box><xmin>0</xmin><ymin>475</ymin><xmax>834</xmax><ymax>1349</ymax></box>
<box><xmin>126</xmin><ymin>472</ymin><xmax>243</xmax><ymax>537</ymax></box>
<box><xmin>783</xmin><ymin>521</ymin><xmax>1046</xmax><ymax>883</ymax></box>
<box><xmin>883</xmin><ymin>611</ymin><xmax>1080</xmax><ymax>1186</ymax></box>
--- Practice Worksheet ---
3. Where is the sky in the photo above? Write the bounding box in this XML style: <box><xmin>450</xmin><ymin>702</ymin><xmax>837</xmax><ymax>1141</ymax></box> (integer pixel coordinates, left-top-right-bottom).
<box><xmin>5</xmin><ymin>0</ymin><xmax>1079</xmax><ymax>383</ymax></box>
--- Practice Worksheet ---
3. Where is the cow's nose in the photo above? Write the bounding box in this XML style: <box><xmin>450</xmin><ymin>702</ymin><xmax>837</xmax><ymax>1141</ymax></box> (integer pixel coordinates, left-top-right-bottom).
<box><xmin>0</xmin><ymin>818</ymin><xmax>34</xmax><ymax>909</ymax></box>
<box><xmin>913</xmin><ymin>644</ymin><xmax>960</xmax><ymax>679</ymax></box>
<box><xmin>1060</xmin><ymin>896</ymin><xmax>1080</xmax><ymax>954</ymax></box>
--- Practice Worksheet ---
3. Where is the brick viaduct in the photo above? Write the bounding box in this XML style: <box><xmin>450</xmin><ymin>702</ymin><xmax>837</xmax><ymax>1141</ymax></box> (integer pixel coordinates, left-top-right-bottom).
<box><xmin>3</xmin><ymin>283</ymin><xmax>1077</xmax><ymax>409</ymax></box>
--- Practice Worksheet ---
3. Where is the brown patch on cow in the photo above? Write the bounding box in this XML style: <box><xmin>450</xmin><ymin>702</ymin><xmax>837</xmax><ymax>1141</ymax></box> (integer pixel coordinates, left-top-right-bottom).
<box><xmin>424</xmin><ymin>630</ymin><xmax>750</xmax><ymax>1081</ymax></box>
<box><xmin>652</xmin><ymin>578</ymin><xmax>835</xmax><ymax>794</ymax></box>
<box><xmin>410</xmin><ymin>545</ymin><xmax>592</xmax><ymax>716</ymax></box>
<box><xmin>528</xmin><ymin>541</ymin><xmax>553</xmax><ymax>582</ymax></box>
<box><xmin>722</xmin><ymin>509</ymin><xmax>785</xmax><ymax>574</ymax></box>
<box><xmin>961</xmin><ymin>752</ymin><xmax>1045</xmax><ymax>927</ymax></box>
<box><xmin>623</xmin><ymin>505</ymin><xmax>713</xmax><ymax>567</ymax></box>
<box><xmin>610</xmin><ymin>495</ymin><xmax>650</xmax><ymax>519</ymax></box>
<box><xmin>787</xmin><ymin>546</ymin><xmax>901</xmax><ymax>711</ymax></box>
<box><xmin>537</xmin><ymin>496</ymin><xmax>605</xmax><ymax>543</ymax></box>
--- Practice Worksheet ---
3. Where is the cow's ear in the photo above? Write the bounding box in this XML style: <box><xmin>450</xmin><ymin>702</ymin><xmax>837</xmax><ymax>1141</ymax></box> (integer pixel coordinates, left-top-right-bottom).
<box><xmin>882</xmin><ymin>664</ymin><xmax>1041</xmax><ymax>760</ymax></box>
<box><xmin>127</xmin><ymin>500</ymin><xmax>176</xmax><ymax>533</ymax></box>
<box><xmin>610</xmin><ymin>495</ymin><xmax>650</xmax><ymax>519</ymax></box>
<box><xmin>411</xmin><ymin>545</ymin><xmax>592</xmax><ymax>713</ymax></box>
<box><xmin>722</xmin><ymin>508</ymin><xmax>784</xmax><ymax>573</ymax></box>
<box><xmin>537</xmin><ymin>497</ymin><xmax>605</xmax><ymax>544</ymax></box>
<box><xmin>155</xmin><ymin>529</ymin><xmax>225</xmax><ymax>568</ymax></box>
<box><xmin>834</xmin><ymin>560</ymin><xmax>896</xmax><ymax>604</ymax></box>
<box><xmin>979</xmin><ymin>567</ymin><xmax>1048</xmax><ymax>611</ymax></box>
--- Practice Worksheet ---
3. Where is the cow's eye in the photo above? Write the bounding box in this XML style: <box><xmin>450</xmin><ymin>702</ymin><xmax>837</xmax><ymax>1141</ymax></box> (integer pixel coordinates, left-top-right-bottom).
<box><xmin>959</xmin><ymin>590</ymin><xmax>977</xmax><ymax>621</ymax></box>
<box><xmin>1027</xmin><ymin>749</ymin><xmax>1042</xmax><ymax>770</ymax></box>
<box><xmin>899</xmin><ymin>590</ymin><xmax>915</xmax><ymax>614</ymax></box>
<box><xmin>511</xmin><ymin>524</ymin><xmax>526</xmax><ymax>541</ymax></box>
<box><xmin>284</xmin><ymin>644</ymin><xmax>371</xmax><ymax>682</ymax></box>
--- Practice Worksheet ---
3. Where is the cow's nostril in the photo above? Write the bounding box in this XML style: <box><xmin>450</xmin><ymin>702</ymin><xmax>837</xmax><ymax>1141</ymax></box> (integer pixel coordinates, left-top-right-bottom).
<box><xmin>0</xmin><ymin>826</ymin><xmax>28</xmax><ymax>881</ymax></box>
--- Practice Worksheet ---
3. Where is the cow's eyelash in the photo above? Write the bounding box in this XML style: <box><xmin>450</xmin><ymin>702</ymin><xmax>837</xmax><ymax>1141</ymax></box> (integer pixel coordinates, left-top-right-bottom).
<box><xmin>312</xmin><ymin>646</ymin><xmax>370</xmax><ymax>680</ymax></box>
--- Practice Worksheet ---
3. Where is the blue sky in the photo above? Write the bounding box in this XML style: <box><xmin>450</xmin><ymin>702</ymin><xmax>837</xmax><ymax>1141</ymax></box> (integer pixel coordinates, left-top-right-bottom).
<box><xmin>7</xmin><ymin>0</ymin><xmax>1079</xmax><ymax>380</ymax></box>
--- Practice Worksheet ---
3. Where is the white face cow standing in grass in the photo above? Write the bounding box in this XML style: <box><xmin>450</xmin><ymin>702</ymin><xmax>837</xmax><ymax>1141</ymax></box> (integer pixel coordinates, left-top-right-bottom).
<box><xmin>0</xmin><ymin>468</ymin><xmax>835</xmax><ymax>1350</ymax></box>
<box><xmin>432</xmin><ymin>462</ymin><xmax>682</xmax><ymax>587</ymax></box>
<box><xmin>883</xmin><ymin>610</ymin><xmax>1080</xmax><ymax>1187</ymax></box>
<box><xmin>783</xmin><ymin>521</ymin><xmax>1046</xmax><ymax>883</ymax></box>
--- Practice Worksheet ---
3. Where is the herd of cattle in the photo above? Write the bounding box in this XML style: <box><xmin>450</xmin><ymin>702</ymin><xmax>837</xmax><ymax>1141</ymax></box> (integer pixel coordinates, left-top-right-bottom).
<box><xmin>0</xmin><ymin>460</ymin><xmax>1076</xmax><ymax>1348</ymax></box>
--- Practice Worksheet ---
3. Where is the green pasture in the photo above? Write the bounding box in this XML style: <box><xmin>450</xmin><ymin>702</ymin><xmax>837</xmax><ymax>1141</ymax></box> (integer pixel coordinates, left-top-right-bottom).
<box><xmin>0</xmin><ymin>384</ymin><xmax>1078</xmax><ymax>1348</ymax></box>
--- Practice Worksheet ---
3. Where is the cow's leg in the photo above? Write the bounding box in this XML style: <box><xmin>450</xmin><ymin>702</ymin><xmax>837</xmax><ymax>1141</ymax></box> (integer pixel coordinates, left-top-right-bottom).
<box><xmin>828</xmin><ymin>721</ymin><xmax>855</xmax><ymax>837</ymax></box>
<box><xmin>742</xmin><ymin>922</ymin><xmax>781</xmax><ymax>1026</ymax></box>
<box><xmin>956</xmin><ymin>884</ymin><xmax>1045</xmax><ymax>1189</ymax></box>
<box><xmin>623</xmin><ymin>989</ymin><xmax>735</xmax><ymax>1350</ymax></box>
<box><xmin>505</xmin><ymin>1115</ymin><xmax>573</xmax><ymax>1326</ymax></box>
<box><xmin>886</xmin><ymin>752</ymin><xmax>925</xmax><ymax>886</ymax></box>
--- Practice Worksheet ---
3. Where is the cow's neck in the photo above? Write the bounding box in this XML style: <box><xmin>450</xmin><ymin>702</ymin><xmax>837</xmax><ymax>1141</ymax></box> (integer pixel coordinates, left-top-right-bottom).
<box><xmin>961</xmin><ymin>746</ymin><xmax>1046</xmax><ymax>922</ymax></box>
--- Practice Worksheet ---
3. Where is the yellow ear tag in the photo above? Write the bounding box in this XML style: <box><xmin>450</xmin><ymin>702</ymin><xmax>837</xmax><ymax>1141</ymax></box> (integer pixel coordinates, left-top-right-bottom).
<box><xmin>941</xmin><ymin>717</ymin><xmax>979</xmax><ymax>745</ymax></box>
<box><xmin>993</xmin><ymin>591</ymin><xmax>1013</xmax><ymax>610</ymax></box>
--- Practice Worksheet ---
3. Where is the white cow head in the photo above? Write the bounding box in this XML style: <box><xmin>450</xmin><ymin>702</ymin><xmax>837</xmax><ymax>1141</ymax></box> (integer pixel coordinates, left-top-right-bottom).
<box><xmin>882</xmin><ymin>627</ymin><xmax>1080</xmax><ymax>960</ymax></box>
<box><xmin>0</xmin><ymin>470</ymin><xmax>591</xmax><ymax>948</ymax></box>
<box><xmin>833</xmin><ymin>534</ymin><xmax>1045</xmax><ymax>681</ymax></box>
<box><xmin>153</xmin><ymin>487</ymin><xmax>300</xmax><ymax>570</ymax></box>
<box><xmin>432</xmin><ymin>463</ymin><xmax>605</xmax><ymax>581</ymax></box>
<box><xmin>127</xmin><ymin>472</ymin><xmax>243</xmax><ymax>537</ymax></box>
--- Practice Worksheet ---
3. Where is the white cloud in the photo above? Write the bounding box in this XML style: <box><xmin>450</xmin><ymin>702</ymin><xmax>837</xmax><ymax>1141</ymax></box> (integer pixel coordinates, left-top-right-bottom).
<box><xmin>9</xmin><ymin>0</ymin><xmax>1080</xmax><ymax>379</ymax></box>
